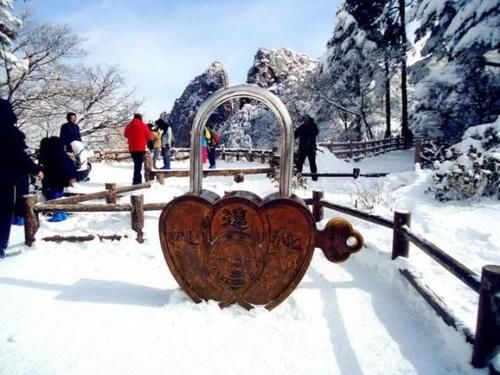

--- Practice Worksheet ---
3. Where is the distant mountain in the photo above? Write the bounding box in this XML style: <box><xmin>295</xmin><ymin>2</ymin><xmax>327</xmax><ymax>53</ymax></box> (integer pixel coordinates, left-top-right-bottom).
<box><xmin>219</xmin><ymin>47</ymin><xmax>317</xmax><ymax>149</ymax></box>
<box><xmin>167</xmin><ymin>61</ymin><xmax>233</xmax><ymax>147</ymax></box>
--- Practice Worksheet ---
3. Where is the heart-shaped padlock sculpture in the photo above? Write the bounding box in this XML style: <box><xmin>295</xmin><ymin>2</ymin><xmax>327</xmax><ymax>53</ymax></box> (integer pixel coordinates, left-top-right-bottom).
<box><xmin>159</xmin><ymin>84</ymin><xmax>364</xmax><ymax>310</ymax></box>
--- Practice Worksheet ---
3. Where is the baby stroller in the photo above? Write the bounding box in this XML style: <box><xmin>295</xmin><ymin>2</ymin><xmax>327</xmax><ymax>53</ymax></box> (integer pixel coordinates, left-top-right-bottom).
<box><xmin>70</xmin><ymin>140</ymin><xmax>92</xmax><ymax>182</ymax></box>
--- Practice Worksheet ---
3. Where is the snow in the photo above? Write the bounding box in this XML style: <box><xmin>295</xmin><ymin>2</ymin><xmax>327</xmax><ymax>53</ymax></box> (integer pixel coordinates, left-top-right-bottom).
<box><xmin>1</xmin><ymin>149</ymin><xmax>498</xmax><ymax>374</ymax></box>
<box><xmin>407</xmin><ymin>20</ymin><xmax>431</xmax><ymax>66</ymax></box>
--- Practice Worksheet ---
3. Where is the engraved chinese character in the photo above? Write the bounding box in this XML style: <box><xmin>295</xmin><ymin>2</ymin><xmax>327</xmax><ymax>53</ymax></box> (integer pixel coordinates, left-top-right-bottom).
<box><xmin>222</xmin><ymin>208</ymin><xmax>249</xmax><ymax>230</ymax></box>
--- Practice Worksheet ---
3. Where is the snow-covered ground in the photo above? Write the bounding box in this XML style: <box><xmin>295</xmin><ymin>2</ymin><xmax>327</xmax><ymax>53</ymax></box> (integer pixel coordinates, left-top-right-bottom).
<box><xmin>1</xmin><ymin>148</ymin><xmax>498</xmax><ymax>374</ymax></box>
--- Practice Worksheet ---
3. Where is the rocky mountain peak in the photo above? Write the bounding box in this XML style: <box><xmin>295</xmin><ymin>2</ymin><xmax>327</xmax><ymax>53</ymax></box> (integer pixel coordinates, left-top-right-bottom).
<box><xmin>167</xmin><ymin>61</ymin><xmax>232</xmax><ymax>146</ymax></box>
<box><xmin>247</xmin><ymin>47</ymin><xmax>316</xmax><ymax>91</ymax></box>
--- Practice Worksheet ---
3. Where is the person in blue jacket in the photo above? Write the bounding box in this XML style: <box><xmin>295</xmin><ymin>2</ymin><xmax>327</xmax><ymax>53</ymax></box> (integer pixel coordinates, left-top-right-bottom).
<box><xmin>0</xmin><ymin>99</ymin><xmax>43</xmax><ymax>257</ymax></box>
<box><xmin>60</xmin><ymin>112</ymin><xmax>81</xmax><ymax>153</ymax></box>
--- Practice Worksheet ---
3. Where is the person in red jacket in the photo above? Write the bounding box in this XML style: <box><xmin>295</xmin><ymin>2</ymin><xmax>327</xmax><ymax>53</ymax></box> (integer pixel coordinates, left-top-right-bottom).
<box><xmin>124</xmin><ymin>113</ymin><xmax>152</xmax><ymax>184</ymax></box>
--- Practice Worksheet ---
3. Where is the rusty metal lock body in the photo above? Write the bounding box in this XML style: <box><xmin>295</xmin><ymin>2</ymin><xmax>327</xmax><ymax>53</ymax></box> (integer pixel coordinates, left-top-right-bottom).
<box><xmin>159</xmin><ymin>85</ymin><xmax>363</xmax><ymax>310</ymax></box>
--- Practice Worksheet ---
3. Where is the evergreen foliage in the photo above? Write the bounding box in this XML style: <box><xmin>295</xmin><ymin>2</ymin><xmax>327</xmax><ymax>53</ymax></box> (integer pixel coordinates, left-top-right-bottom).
<box><xmin>427</xmin><ymin>117</ymin><xmax>500</xmax><ymax>201</ymax></box>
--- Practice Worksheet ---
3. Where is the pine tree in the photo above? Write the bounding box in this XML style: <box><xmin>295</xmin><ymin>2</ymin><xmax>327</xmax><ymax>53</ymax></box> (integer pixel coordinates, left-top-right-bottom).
<box><xmin>0</xmin><ymin>0</ymin><xmax>21</xmax><ymax>73</ymax></box>
<box><xmin>409</xmin><ymin>0</ymin><xmax>500</xmax><ymax>140</ymax></box>
<box><xmin>315</xmin><ymin>1</ymin><xmax>385</xmax><ymax>141</ymax></box>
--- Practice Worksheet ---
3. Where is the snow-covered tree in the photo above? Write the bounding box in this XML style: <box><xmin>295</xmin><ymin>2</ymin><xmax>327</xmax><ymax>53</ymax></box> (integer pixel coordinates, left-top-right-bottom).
<box><xmin>428</xmin><ymin>116</ymin><xmax>500</xmax><ymax>201</ymax></box>
<box><xmin>311</xmin><ymin>3</ymin><xmax>383</xmax><ymax>141</ymax></box>
<box><xmin>0</xmin><ymin>0</ymin><xmax>24</xmax><ymax>76</ymax></box>
<box><xmin>0</xmin><ymin>19</ymin><xmax>141</xmax><ymax>148</ymax></box>
<box><xmin>409</xmin><ymin>0</ymin><xmax>500</xmax><ymax>140</ymax></box>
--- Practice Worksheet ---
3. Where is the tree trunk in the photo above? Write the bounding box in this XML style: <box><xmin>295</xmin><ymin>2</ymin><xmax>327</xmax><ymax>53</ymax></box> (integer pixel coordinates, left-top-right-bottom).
<box><xmin>399</xmin><ymin>0</ymin><xmax>409</xmax><ymax>142</ymax></box>
<box><xmin>385</xmin><ymin>58</ymin><xmax>392</xmax><ymax>138</ymax></box>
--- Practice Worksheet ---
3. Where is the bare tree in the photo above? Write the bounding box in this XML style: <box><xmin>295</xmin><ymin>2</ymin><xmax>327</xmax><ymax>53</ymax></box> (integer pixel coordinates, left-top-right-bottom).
<box><xmin>0</xmin><ymin>18</ymin><xmax>141</xmax><ymax>148</ymax></box>
<box><xmin>68</xmin><ymin>65</ymin><xmax>142</xmax><ymax>148</ymax></box>
<box><xmin>0</xmin><ymin>19</ymin><xmax>84</xmax><ymax>139</ymax></box>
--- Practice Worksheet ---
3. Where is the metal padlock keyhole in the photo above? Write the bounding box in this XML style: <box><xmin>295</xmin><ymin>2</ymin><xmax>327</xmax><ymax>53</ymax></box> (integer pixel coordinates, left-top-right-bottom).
<box><xmin>159</xmin><ymin>84</ymin><xmax>363</xmax><ymax>310</ymax></box>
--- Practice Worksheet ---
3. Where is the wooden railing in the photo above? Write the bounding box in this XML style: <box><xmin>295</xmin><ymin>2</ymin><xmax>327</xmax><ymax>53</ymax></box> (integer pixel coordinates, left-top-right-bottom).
<box><xmin>22</xmin><ymin>183</ymin><xmax>495</xmax><ymax>369</ymax></box>
<box><xmin>318</xmin><ymin>136</ymin><xmax>411</xmax><ymax>159</ymax></box>
<box><xmin>91</xmin><ymin>136</ymin><xmax>412</xmax><ymax>164</ymax></box>
<box><xmin>91</xmin><ymin>147</ymin><xmax>277</xmax><ymax>164</ymax></box>
<box><xmin>310</xmin><ymin>191</ymin><xmax>499</xmax><ymax>369</ymax></box>
<box><xmin>23</xmin><ymin>182</ymin><xmax>154</xmax><ymax>244</ymax></box>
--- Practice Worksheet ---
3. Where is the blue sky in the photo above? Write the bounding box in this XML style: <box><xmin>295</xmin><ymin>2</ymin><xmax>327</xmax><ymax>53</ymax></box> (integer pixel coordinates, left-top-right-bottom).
<box><xmin>19</xmin><ymin>0</ymin><xmax>341</xmax><ymax>119</ymax></box>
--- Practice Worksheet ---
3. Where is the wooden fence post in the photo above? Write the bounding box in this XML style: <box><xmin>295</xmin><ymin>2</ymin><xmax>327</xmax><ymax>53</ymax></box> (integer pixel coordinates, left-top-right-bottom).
<box><xmin>415</xmin><ymin>140</ymin><xmax>422</xmax><ymax>164</ymax></box>
<box><xmin>260</xmin><ymin>152</ymin><xmax>266</xmax><ymax>164</ymax></box>
<box><xmin>23</xmin><ymin>194</ymin><xmax>39</xmax><ymax>246</ymax></box>
<box><xmin>157</xmin><ymin>172</ymin><xmax>165</xmax><ymax>185</ymax></box>
<box><xmin>392</xmin><ymin>211</ymin><xmax>411</xmax><ymax>259</ymax></box>
<box><xmin>312</xmin><ymin>190</ymin><xmax>324</xmax><ymax>222</ymax></box>
<box><xmin>471</xmin><ymin>265</ymin><xmax>500</xmax><ymax>368</ymax></box>
<box><xmin>144</xmin><ymin>152</ymin><xmax>153</xmax><ymax>182</ymax></box>
<box><xmin>131</xmin><ymin>194</ymin><xmax>145</xmax><ymax>243</ymax></box>
<box><xmin>105</xmin><ymin>183</ymin><xmax>117</xmax><ymax>204</ymax></box>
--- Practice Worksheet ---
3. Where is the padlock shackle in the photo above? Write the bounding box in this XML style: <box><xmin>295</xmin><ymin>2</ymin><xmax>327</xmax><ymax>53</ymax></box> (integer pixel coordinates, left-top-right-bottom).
<box><xmin>190</xmin><ymin>84</ymin><xmax>294</xmax><ymax>197</ymax></box>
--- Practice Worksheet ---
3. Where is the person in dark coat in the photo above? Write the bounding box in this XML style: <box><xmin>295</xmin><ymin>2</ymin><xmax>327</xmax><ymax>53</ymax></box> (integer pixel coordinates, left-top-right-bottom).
<box><xmin>12</xmin><ymin>130</ymin><xmax>31</xmax><ymax>226</ymax></box>
<box><xmin>295</xmin><ymin>114</ymin><xmax>319</xmax><ymax>181</ymax></box>
<box><xmin>60</xmin><ymin>112</ymin><xmax>81</xmax><ymax>153</ymax></box>
<box><xmin>12</xmin><ymin>172</ymin><xmax>30</xmax><ymax>226</ymax></box>
<box><xmin>38</xmin><ymin>136</ymin><xmax>77</xmax><ymax>222</ymax></box>
<box><xmin>0</xmin><ymin>99</ymin><xmax>43</xmax><ymax>256</ymax></box>
<box><xmin>124</xmin><ymin>113</ymin><xmax>152</xmax><ymax>184</ymax></box>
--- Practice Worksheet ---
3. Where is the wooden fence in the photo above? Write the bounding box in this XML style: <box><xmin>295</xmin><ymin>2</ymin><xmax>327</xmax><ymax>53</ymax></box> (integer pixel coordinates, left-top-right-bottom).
<box><xmin>310</xmin><ymin>191</ymin><xmax>499</xmax><ymax>370</ymax></box>
<box><xmin>91</xmin><ymin>136</ymin><xmax>412</xmax><ymax>164</ymax></box>
<box><xmin>92</xmin><ymin>147</ymin><xmax>277</xmax><ymax>164</ymax></box>
<box><xmin>318</xmin><ymin>136</ymin><xmax>411</xmax><ymax>159</ymax></box>
<box><xmin>22</xmin><ymin>184</ymin><xmax>495</xmax><ymax>369</ymax></box>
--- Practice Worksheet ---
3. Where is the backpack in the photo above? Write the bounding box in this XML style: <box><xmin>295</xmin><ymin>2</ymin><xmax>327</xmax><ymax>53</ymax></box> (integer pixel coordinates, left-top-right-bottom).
<box><xmin>206</xmin><ymin>127</ymin><xmax>219</xmax><ymax>146</ymax></box>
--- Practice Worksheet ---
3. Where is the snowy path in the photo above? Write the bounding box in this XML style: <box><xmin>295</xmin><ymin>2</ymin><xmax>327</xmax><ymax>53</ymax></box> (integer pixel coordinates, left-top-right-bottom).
<box><xmin>0</xmin><ymin>242</ymin><xmax>477</xmax><ymax>374</ymax></box>
<box><xmin>1</xmin><ymin>150</ymin><xmax>495</xmax><ymax>374</ymax></box>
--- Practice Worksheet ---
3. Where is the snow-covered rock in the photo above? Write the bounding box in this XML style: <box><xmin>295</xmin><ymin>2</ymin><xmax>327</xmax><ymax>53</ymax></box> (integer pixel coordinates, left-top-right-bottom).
<box><xmin>220</xmin><ymin>48</ymin><xmax>317</xmax><ymax>149</ymax></box>
<box><xmin>167</xmin><ymin>61</ymin><xmax>233</xmax><ymax>147</ymax></box>
<box><xmin>429</xmin><ymin>117</ymin><xmax>500</xmax><ymax>200</ymax></box>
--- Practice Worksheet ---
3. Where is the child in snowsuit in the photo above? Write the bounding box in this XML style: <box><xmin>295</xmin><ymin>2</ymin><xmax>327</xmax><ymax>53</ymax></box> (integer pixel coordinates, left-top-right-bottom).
<box><xmin>38</xmin><ymin>136</ymin><xmax>77</xmax><ymax>222</ymax></box>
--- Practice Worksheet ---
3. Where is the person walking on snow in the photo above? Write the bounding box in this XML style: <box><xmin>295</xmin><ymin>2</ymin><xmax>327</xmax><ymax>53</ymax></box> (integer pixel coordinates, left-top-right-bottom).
<box><xmin>60</xmin><ymin>112</ymin><xmax>81</xmax><ymax>153</ymax></box>
<box><xmin>124</xmin><ymin>113</ymin><xmax>152</xmax><ymax>184</ymax></box>
<box><xmin>0</xmin><ymin>99</ymin><xmax>43</xmax><ymax>257</ymax></box>
<box><xmin>295</xmin><ymin>114</ymin><xmax>319</xmax><ymax>181</ymax></box>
